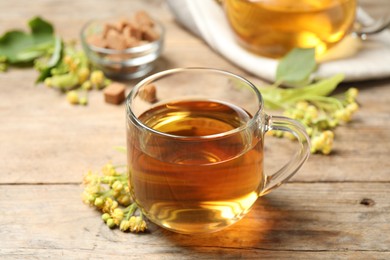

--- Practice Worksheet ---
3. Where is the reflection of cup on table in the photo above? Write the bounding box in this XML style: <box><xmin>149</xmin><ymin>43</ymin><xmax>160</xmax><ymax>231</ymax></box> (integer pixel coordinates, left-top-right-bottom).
<box><xmin>126</xmin><ymin>68</ymin><xmax>310</xmax><ymax>234</ymax></box>
<box><xmin>223</xmin><ymin>0</ymin><xmax>389</xmax><ymax>59</ymax></box>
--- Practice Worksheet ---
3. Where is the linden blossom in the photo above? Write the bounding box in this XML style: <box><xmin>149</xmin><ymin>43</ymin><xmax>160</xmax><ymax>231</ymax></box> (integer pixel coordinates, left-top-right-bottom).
<box><xmin>259</xmin><ymin>48</ymin><xmax>360</xmax><ymax>155</ymax></box>
<box><xmin>82</xmin><ymin>163</ymin><xmax>148</xmax><ymax>233</ymax></box>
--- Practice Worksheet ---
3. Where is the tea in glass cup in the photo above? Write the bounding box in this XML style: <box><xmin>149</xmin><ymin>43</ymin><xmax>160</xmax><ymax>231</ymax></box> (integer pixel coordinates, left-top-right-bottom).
<box><xmin>224</xmin><ymin>0</ymin><xmax>357</xmax><ymax>58</ymax></box>
<box><xmin>126</xmin><ymin>68</ymin><xmax>310</xmax><ymax>234</ymax></box>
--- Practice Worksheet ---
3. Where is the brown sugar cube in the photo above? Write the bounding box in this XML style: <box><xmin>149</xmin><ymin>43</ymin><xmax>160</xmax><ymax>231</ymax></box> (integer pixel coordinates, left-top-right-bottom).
<box><xmin>125</xmin><ymin>36</ymin><xmax>139</xmax><ymax>48</ymax></box>
<box><xmin>122</xmin><ymin>25</ymin><xmax>132</xmax><ymax>38</ymax></box>
<box><xmin>87</xmin><ymin>34</ymin><xmax>107</xmax><ymax>48</ymax></box>
<box><xmin>104</xmin><ymin>82</ymin><xmax>126</xmax><ymax>105</ymax></box>
<box><xmin>135</xmin><ymin>11</ymin><xmax>154</xmax><ymax>27</ymax></box>
<box><xmin>115</xmin><ymin>18</ymin><xmax>128</xmax><ymax>33</ymax></box>
<box><xmin>122</xmin><ymin>26</ymin><xmax>139</xmax><ymax>47</ymax></box>
<box><xmin>89</xmin><ymin>11</ymin><xmax>157</xmax><ymax>51</ymax></box>
<box><xmin>102</xmin><ymin>23</ymin><xmax>118</xmax><ymax>39</ymax></box>
<box><xmin>127</xmin><ymin>20</ymin><xmax>143</xmax><ymax>40</ymax></box>
<box><xmin>105</xmin><ymin>29</ymin><xmax>127</xmax><ymax>50</ymax></box>
<box><xmin>141</xmin><ymin>26</ymin><xmax>159</xmax><ymax>42</ymax></box>
<box><xmin>138</xmin><ymin>84</ymin><xmax>157</xmax><ymax>103</ymax></box>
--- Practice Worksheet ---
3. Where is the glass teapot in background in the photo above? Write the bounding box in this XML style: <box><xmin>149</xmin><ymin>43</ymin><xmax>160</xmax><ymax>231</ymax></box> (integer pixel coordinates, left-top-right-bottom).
<box><xmin>222</xmin><ymin>0</ymin><xmax>390</xmax><ymax>59</ymax></box>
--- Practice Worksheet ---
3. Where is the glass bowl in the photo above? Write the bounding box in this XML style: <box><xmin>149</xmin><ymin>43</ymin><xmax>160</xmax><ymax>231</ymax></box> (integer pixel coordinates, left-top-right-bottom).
<box><xmin>80</xmin><ymin>16</ymin><xmax>165</xmax><ymax>80</ymax></box>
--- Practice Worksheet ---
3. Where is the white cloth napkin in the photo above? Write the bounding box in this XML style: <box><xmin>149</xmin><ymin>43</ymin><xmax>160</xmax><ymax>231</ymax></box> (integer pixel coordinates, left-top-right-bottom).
<box><xmin>166</xmin><ymin>0</ymin><xmax>390</xmax><ymax>82</ymax></box>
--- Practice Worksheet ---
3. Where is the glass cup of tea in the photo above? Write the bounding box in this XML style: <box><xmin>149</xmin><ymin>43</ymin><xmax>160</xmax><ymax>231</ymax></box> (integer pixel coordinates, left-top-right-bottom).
<box><xmin>126</xmin><ymin>68</ymin><xmax>310</xmax><ymax>234</ymax></box>
<box><xmin>223</xmin><ymin>0</ymin><xmax>390</xmax><ymax>58</ymax></box>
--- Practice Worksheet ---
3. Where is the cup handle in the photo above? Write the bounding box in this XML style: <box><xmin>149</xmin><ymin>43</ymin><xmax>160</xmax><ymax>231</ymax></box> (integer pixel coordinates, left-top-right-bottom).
<box><xmin>261</xmin><ymin>114</ymin><xmax>310</xmax><ymax>196</ymax></box>
<box><xmin>354</xmin><ymin>8</ymin><xmax>390</xmax><ymax>39</ymax></box>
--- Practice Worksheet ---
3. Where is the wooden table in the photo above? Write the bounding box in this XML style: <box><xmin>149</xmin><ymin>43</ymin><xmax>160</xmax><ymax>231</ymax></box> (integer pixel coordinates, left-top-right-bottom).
<box><xmin>1</xmin><ymin>0</ymin><xmax>389</xmax><ymax>258</ymax></box>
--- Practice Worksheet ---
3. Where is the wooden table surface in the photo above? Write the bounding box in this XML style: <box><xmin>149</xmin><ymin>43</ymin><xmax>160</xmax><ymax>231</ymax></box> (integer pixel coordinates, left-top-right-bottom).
<box><xmin>1</xmin><ymin>0</ymin><xmax>389</xmax><ymax>259</ymax></box>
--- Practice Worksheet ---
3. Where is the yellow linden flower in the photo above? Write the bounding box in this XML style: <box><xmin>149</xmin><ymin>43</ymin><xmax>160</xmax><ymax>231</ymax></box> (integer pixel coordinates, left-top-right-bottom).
<box><xmin>112</xmin><ymin>208</ymin><xmax>124</xmax><ymax>225</ymax></box>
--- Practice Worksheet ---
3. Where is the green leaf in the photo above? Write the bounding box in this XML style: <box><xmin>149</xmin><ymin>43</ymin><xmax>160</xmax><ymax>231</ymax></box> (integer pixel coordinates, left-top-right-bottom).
<box><xmin>35</xmin><ymin>36</ymin><xmax>63</xmax><ymax>83</ymax></box>
<box><xmin>276</xmin><ymin>48</ymin><xmax>316</xmax><ymax>86</ymax></box>
<box><xmin>0</xmin><ymin>16</ymin><xmax>54</xmax><ymax>64</ymax></box>
<box><xmin>14</xmin><ymin>50</ymin><xmax>45</xmax><ymax>61</ymax></box>
<box><xmin>261</xmin><ymin>74</ymin><xmax>344</xmax><ymax>109</ymax></box>
<box><xmin>292</xmin><ymin>73</ymin><xmax>344</xmax><ymax>98</ymax></box>
<box><xmin>0</xmin><ymin>31</ymin><xmax>34</xmax><ymax>63</ymax></box>
<box><xmin>29</xmin><ymin>16</ymin><xmax>54</xmax><ymax>36</ymax></box>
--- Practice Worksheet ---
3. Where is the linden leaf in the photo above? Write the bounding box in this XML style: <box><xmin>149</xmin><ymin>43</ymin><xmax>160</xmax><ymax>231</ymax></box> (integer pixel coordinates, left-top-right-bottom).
<box><xmin>0</xmin><ymin>16</ymin><xmax>54</xmax><ymax>64</ymax></box>
<box><xmin>35</xmin><ymin>36</ymin><xmax>63</xmax><ymax>83</ymax></box>
<box><xmin>261</xmin><ymin>74</ymin><xmax>344</xmax><ymax>109</ymax></box>
<box><xmin>276</xmin><ymin>48</ymin><xmax>316</xmax><ymax>86</ymax></box>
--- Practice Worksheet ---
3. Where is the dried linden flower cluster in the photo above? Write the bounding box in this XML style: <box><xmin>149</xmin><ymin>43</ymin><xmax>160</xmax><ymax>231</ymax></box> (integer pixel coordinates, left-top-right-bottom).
<box><xmin>82</xmin><ymin>163</ymin><xmax>147</xmax><ymax>233</ymax></box>
<box><xmin>35</xmin><ymin>43</ymin><xmax>111</xmax><ymax>105</ymax></box>
<box><xmin>273</xmin><ymin>87</ymin><xmax>359</xmax><ymax>154</ymax></box>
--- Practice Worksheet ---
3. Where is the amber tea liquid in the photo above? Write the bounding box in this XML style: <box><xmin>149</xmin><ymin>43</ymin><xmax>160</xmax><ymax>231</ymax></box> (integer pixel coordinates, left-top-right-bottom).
<box><xmin>127</xmin><ymin>100</ymin><xmax>264</xmax><ymax>234</ymax></box>
<box><xmin>224</xmin><ymin>0</ymin><xmax>356</xmax><ymax>58</ymax></box>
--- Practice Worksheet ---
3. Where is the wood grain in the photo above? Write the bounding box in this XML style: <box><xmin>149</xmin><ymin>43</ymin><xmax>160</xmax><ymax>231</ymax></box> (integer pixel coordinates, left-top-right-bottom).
<box><xmin>1</xmin><ymin>183</ymin><xmax>389</xmax><ymax>259</ymax></box>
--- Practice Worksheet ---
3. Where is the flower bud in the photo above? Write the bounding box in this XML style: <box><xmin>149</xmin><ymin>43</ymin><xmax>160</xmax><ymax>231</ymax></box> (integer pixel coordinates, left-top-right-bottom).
<box><xmin>94</xmin><ymin>197</ymin><xmax>104</xmax><ymax>208</ymax></box>
<box><xmin>130</xmin><ymin>216</ymin><xmax>147</xmax><ymax>233</ymax></box>
<box><xmin>102</xmin><ymin>198</ymin><xmax>114</xmax><ymax>213</ymax></box>
<box><xmin>66</xmin><ymin>90</ymin><xmax>79</xmax><ymax>105</ymax></box>
<box><xmin>112</xmin><ymin>208</ymin><xmax>124</xmax><ymax>224</ymax></box>
<box><xmin>346</xmin><ymin>102</ymin><xmax>359</xmax><ymax>113</ymax></box>
<box><xmin>81</xmin><ymin>81</ymin><xmax>93</xmax><ymax>91</ymax></box>
<box><xmin>102</xmin><ymin>163</ymin><xmax>116</xmax><ymax>176</ymax></box>
<box><xmin>106</xmin><ymin>218</ymin><xmax>116</xmax><ymax>228</ymax></box>
<box><xmin>111</xmin><ymin>200</ymin><xmax>119</xmax><ymax>210</ymax></box>
<box><xmin>78</xmin><ymin>67</ymin><xmax>90</xmax><ymax>84</ymax></box>
<box><xmin>346</xmin><ymin>88</ymin><xmax>358</xmax><ymax>103</ymax></box>
<box><xmin>102</xmin><ymin>213</ymin><xmax>111</xmax><ymax>222</ymax></box>
<box><xmin>112</xmin><ymin>180</ymin><xmax>123</xmax><ymax>192</ymax></box>
<box><xmin>101</xmin><ymin>176</ymin><xmax>115</xmax><ymax>184</ymax></box>
<box><xmin>306</xmin><ymin>105</ymin><xmax>318</xmax><ymax>120</ymax></box>
<box><xmin>120</xmin><ymin>220</ymin><xmax>131</xmax><ymax>231</ymax></box>
<box><xmin>91</xmin><ymin>70</ymin><xmax>105</xmax><ymax>88</ymax></box>
<box><xmin>118</xmin><ymin>194</ymin><xmax>131</xmax><ymax>206</ymax></box>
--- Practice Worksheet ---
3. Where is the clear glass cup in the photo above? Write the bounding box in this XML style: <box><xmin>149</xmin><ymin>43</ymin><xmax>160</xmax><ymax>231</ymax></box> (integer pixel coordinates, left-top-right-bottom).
<box><xmin>126</xmin><ymin>68</ymin><xmax>310</xmax><ymax>234</ymax></box>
